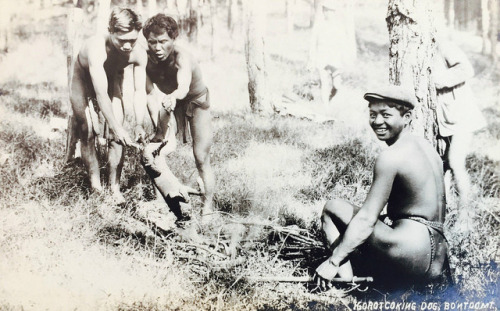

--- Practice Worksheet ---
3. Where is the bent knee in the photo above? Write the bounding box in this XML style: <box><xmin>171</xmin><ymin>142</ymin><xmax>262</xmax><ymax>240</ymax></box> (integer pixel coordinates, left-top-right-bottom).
<box><xmin>194</xmin><ymin>148</ymin><xmax>211</xmax><ymax>167</ymax></box>
<box><xmin>322</xmin><ymin>198</ymin><xmax>355</xmax><ymax>222</ymax></box>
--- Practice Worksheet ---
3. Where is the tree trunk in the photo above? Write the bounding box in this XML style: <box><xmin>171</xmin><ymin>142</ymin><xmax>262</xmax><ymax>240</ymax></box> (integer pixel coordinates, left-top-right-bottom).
<box><xmin>148</xmin><ymin>0</ymin><xmax>157</xmax><ymax>18</ymax></box>
<box><xmin>286</xmin><ymin>0</ymin><xmax>293</xmax><ymax>33</ymax></box>
<box><xmin>386</xmin><ymin>0</ymin><xmax>438</xmax><ymax>145</ymax></box>
<box><xmin>136</xmin><ymin>0</ymin><xmax>144</xmax><ymax>17</ymax></box>
<box><xmin>482</xmin><ymin>0</ymin><xmax>490</xmax><ymax>54</ymax></box>
<box><xmin>65</xmin><ymin>1</ymin><xmax>85</xmax><ymax>162</ymax></box>
<box><xmin>490</xmin><ymin>0</ymin><xmax>498</xmax><ymax>63</ymax></box>
<box><xmin>96</xmin><ymin>0</ymin><xmax>111</xmax><ymax>34</ymax></box>
<box><xmin>0</xmin><ymin>0</ymin><xmax>12</xmax><ymax>52</ymax></box>
<box><xmin>187</xmin><ymin>0</ymin><xmax>198</xmax><ymax>42</ymax></box>
<box><xmin>210</xmin><ymin>0</ymin><xmax>216</xmax><ymax>56</ymax></box>
<box><xmin>227</xmin><ymin>0</ymin><xmax>238</xmax><ymax>36</ymax></box>
<box><xmin>165</xmin><ymin>0</ymin><xmax>179</xmax><ymax>20</ymax></box>
<box><xmin>243</xmin><ymin>0</ymin><xmax>272</xmax><ymax>114</ymax></box>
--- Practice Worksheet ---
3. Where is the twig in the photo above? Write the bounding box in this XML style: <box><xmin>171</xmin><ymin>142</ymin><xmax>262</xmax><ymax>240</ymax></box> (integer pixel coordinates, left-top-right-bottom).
<box><xmin>479</xmin><ymin>204</ymin><xmax>500</xmax><ymax>224</ymax></box>
<box><xmin>185</xmin><ymin>243</ymin><xmax>229</xmax><ymax>258</ymax></box>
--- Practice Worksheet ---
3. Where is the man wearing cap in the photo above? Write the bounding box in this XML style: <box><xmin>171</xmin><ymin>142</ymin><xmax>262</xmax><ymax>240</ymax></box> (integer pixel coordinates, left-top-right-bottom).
<box><xmin>313</xmin><ymin>85</ymin><xmax>449</xmax><ymax>290</ymax></box>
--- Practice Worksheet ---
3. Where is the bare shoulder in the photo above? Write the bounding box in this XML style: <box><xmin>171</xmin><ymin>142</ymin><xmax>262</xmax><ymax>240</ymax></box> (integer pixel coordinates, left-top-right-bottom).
<box><xmin>395</xmin><ymin>135</ymin><xmax>442</xmax><ymax>168</ymax></box>
<box><xmin>85</xmin><ymin>35</ymin><xmax>107</xmax><ymax>62</ymax></box>
<box><xmin>174</xmin><ymin>45</ymin><xmax>195</xmax><ymax>67</ymax></box>
<box><xmin>129</xmin><ymin>44</ymin><xmax>148</xmax><ymax>66</ymax></box>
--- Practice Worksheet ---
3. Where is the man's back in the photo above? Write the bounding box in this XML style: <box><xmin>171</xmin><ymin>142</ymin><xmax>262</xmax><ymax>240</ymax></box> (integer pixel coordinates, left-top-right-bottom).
<box><xmin>387</xmin><ymin>135</ymin><xmax>446</xmax><ymax>222</ymax></box>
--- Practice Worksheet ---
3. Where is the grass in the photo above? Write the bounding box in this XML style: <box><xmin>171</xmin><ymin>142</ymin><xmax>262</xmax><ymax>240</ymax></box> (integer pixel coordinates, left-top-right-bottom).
<box><xmin>1</xmin><ymin>1</ymin><xmax>499</xmax><ymax>310</ymax></box>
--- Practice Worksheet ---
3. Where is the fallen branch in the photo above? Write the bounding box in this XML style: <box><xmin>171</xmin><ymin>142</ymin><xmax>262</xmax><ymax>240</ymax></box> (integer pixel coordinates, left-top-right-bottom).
<box><xmin>246</xmin><ymin>275</ymin><xmax>373</xmax><ymax>284</ymax></box>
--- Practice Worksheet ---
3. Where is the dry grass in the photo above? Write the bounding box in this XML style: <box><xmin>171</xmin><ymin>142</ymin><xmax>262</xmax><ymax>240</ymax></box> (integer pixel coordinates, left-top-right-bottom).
<box><xmin>0</xmin><ymin>1</ymin><xmax>499</xmax><ymax>310</ymax></box>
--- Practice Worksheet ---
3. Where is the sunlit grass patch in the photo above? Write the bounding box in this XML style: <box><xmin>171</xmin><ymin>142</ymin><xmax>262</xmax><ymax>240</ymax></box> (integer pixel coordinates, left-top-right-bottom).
<box><xmin>466</xmin><ymin>153</ymin><xmax>500</xmax><ymax>198</ymax></box>
<box><xmin>217</xmin><ymin>141</ymin><xmax>310</xmax><ymax>219</ymax></box>
<box><xmin>297</xmin><ymin>138</ymin><xmax>376</xmax><ymax>203</ymax></box>
<box><xmin>0</xmin><ymin>81</ymin><xmax>67</xmax><ymax>119</ymax></box>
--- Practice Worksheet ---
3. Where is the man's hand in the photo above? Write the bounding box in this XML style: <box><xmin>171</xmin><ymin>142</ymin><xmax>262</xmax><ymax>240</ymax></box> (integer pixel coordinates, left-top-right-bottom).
<box><xmin>314</xmin><ymin>259</ymin><xmax>340</xmax><ymax>291</ymax></box>
<box><xmin>134</xmin><ymin>124</ymin><xmax>147</xmax><ymax>143</ymax></box>
<box><xmin>162</xmin><ymin>94</ymin><xmax>177</xmax><ymax>112</ymax></box>
<box><xmin>113</xmin><ymin>126</ymin><xmax>134</xmax><ymax>146</ymax></box>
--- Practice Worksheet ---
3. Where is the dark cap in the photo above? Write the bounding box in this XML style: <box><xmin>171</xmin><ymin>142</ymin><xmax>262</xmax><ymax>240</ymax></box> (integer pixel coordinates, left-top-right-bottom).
<box><xmin>364</xmin><ymin>84</ymin><xmax>416</xmax><ymax>109</ymax></box>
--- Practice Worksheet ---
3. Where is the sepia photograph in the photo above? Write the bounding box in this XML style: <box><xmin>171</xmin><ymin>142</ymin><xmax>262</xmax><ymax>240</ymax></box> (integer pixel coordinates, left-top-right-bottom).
<box><xmin>0</xmin><ymin>0</ymin><xmax>498</xmax><ymax>310</ymax></box>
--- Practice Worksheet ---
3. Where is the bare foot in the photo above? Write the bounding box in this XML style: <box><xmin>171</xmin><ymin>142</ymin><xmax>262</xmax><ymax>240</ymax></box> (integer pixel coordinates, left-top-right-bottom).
<box><xmin>110</xmin><ymin>188</ymin><xmax>125</xmax><ymax>204</ymax></box>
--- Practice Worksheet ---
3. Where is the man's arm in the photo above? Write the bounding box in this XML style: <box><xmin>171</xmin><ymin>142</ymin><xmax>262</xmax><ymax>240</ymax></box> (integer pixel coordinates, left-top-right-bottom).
<box><xmin>168</xmin><ymin>52</ymin><xmax>192</xmax><ymax>102</ymax></box>
<box><xmin>329</xmin><ymin>152</ymin><xmax>396</xmax><ymax>267</ymax></box>
<box><xmin>434</xmin><ymin>43</ymin><xmax>474</xmax><ymax>90</ymax></box>
<box><xmin>87</xmin><ymin>40</ymin><xmax>132</xmax><ymax>145</ymax></box>
<box><xmin>132</xmin><ymin>48</ymin><xmax>148</xmax><ymax>141</ymax></box>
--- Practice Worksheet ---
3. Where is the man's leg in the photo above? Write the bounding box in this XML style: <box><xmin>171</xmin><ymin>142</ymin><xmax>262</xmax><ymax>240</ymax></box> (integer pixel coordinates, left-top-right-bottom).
<box><xmin>448</xmin><ymin>132</ymin><xmax>473</xmax><ymax>204</ymax></box>
<box><xmin>70</xmin><ymin>69</ymin><xmax>101</xmax><ymax>191</ymax></box>
<box><xmin>108</xmin><ymin>94</ymin><xmax>125</xmax><ymax>202</ymax></box>
<box><xmin>322</xmin><ymin>199</ymin><xmax>433</xmax><ymax>282</ymax></box>
<box><xmin>321</xmin><ymin>199</ymin><xmax>360</xmax><ymax>279</ymax></box>
<box><xmin>190</xmin><ymin>105</ymin><xmax>215</xmax><ymax>217</ymax></box>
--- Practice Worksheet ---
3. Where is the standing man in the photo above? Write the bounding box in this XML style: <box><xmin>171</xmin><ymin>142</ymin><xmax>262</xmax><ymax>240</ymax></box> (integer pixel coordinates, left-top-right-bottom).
<box><xmin>138</xmin><ymin>14</ymin><xmax>215</xmax><ymax>222</ymax></box>
<box><xmin>434</xmin><ymin>41</ymin><xmax>486</xmax><ymax>209</ymax></box>
<box><xmin>69</xmin><ymin>7</ymin><xmax>148</xmax><ymax>202</ymax></box>
<box><xmin>314</xmin><ymin>86</ymin><xmax>449</xmax><ymax>290</ymax></box>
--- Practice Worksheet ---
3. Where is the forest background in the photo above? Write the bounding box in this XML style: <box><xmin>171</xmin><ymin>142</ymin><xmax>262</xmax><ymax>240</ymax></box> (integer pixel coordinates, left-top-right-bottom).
<box><xmin>0</xmin><ymin>0</ymin><xmax>499</xmax><ymax>310</ymax></box>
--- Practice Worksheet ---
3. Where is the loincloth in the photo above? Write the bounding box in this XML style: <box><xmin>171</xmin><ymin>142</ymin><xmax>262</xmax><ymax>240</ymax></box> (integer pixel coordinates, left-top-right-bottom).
<box><xmin>76</xmin><ymin>54</ymin><xmax>124</xmax><ymax>142</ymax></box>
<box><xmin>174</xmin><ymin>88</ymin><xmax>210</xmax><ymax>143</ymax></box>
<box><xmin>380</xmin><ymin>214</ymin><xmax>449</xmax><ymax>280</ymax></box>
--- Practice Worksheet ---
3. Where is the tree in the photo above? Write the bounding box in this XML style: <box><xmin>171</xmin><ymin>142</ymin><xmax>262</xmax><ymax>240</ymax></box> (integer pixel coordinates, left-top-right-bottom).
<box><xmin>386</xmin><ymin>0</ymin><xmax>438</xmax><ymax>144</ymax></box>
<box><xmin>482</xmin><ymin>0</ymin><xmax>490</xmax><ymax>54</ymax></box>
<box><xmin>444</xmin><ymin>0</ymin><xmax>455</xmax><ymax>28</ymax></box>
<box><xmin>242</xmin><ymin>0</ymin><xmax>272</xmax><ymax>114</ymax></box>
<box><xmin>210</xmin><ymin>0</ymin><xmax>216</xmax><ymax>56</ymax></box>
<box><xmin>227</xmin><ymin>0</ymin><xmax>238</xmax><ymax>36</ymax></box>
<box><xmin>148</xmin><ymin>0</ymin><xmax>157</xmax><ymax>18</ymax></box>
<box><xmin>490</xmin><ymin>0</ymin><xmax>498</xmax><ymax>64</ymax></box>
<box><xmin>96</xmin><ymin>0</ymin><xmax>111</xmax><ymax>34</ymax></box>
<box><xmin>0</xmin><ymin>0</ymin><xmax>12</xmax><ymax>52</ymax></box>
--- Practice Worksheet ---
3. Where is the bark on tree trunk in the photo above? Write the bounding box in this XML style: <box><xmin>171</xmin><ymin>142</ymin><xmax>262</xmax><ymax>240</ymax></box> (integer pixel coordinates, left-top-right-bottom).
<box><xmin>386</xmin><ymin>0</ymin><xmax>438</xmax><ymax>145</ymax></box>
<box><xmin>490</xmin><ymin>0</ymin><xmax>498</xmax><ymax>63</ymax></box>
<box><xmin>243</xmin><ymin>0</ymin><xmax>272</xmax><ymax>114</ymax></box>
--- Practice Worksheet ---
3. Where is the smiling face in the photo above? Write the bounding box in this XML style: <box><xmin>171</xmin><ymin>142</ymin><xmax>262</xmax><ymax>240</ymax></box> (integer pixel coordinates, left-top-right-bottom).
<box><xmin>109</xmin><ymin>30</ymin><xmax>139</xmax><ymax>55</ymax></box>
<box><xmin>369</xmin><ymin>101</ymin><xmax>411</xmax><ymax>145</ymax></box>
<box><xmin>146</xmin><ymin>31</ymin><xmax>175</xmax><ymax>62</ymax></box>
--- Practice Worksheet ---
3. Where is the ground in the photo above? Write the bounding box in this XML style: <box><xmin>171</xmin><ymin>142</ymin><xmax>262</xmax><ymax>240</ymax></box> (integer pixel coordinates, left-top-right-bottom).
<box><xmin>0</xmin><ymin>1</ymin><xmax>499</xmax><ymax>310</ymax></box>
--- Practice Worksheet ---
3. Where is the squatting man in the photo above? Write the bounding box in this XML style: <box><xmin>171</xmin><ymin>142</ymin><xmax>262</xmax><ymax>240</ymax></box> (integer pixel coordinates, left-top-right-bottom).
<box><xmin>314</xmin><ymin>85</ymin><xmax>450</xmax><ymax>289</ymax></box>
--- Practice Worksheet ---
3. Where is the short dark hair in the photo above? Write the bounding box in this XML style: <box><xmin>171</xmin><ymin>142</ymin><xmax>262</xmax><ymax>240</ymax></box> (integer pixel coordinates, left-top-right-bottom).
<box><xmin>369</xmin><ymin>100</ymin><xmax>412</xmax><ymax>116</ymax></box>
<box><xmin>108</xmin><ymin>7</ymin><xmax>142</xmax><ymax>33</ymax></box>
<box><xmin>143</xmin><ymin>14</ymin><xmax>179</xmax><ymax>40</ymax></box>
